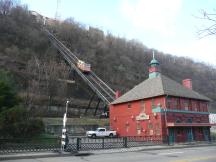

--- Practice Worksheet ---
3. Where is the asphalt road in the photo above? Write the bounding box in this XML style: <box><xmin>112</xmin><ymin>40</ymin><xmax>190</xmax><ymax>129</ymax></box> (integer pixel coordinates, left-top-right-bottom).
<box><xmin>3</xmin><ymin>146</ymin><xmax>216</xmax><ymax>162</ymax></box>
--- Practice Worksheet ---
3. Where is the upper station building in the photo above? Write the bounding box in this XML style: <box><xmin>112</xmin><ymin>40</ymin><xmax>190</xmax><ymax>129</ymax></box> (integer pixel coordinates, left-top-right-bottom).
<box><xmin>110</xmin><ymin>54</ymin><xmax>214</xmax><ymax>143</ymax></box>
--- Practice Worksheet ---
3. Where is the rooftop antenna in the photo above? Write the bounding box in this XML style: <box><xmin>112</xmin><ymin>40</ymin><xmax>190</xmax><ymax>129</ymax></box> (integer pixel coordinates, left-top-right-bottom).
<box><xmin>55</xmin><ymin>0</ymin><xmax>61</xmax><ymax>20</ymax></box>
<box><xmin>152</xmin><ymin>50</ymin><xmax>155</xmax><ymax>59</ymax></box>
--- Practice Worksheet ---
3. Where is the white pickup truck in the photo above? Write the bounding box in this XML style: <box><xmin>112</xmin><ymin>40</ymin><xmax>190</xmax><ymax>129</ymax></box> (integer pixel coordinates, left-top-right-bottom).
<box><xmin>86</xmin><ymin>128</ymin><xmax>117</xmax><ymax>138</ymax></box>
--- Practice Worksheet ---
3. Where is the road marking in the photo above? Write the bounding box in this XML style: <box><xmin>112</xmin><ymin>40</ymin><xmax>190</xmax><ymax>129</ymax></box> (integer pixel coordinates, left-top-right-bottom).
<box><xmin>158</xmin><ymin>151</ymin><xmax>184</xmax><ymax>155</ymax></box>
<box><xmin>171</xmin><ymin>155</ymin><xmax>216</xmax><ymax>162</ymax></box>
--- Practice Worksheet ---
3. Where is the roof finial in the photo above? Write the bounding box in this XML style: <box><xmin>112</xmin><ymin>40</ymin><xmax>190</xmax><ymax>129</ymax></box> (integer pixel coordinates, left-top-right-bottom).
<box><xmin>152</xmin><ymin>50</ymin><xmax>155</xmax><ymax>59</ymax></box>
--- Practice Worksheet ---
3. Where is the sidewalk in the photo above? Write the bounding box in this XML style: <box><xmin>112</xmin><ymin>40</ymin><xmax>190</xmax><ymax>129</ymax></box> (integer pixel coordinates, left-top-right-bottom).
<box><xmin>79</xmin><ymin>141</ymin><xmax>216</xmax><ymax>155</ymax></box>
<box><xmin>1</xmin><ymin>142</ymin><xmax>216</xmax><ymax>161</ymax></box>
<box><xmin>0</xmin><ymin>151</ymin><xmax>75</xmax><ymax>161</ymax></box>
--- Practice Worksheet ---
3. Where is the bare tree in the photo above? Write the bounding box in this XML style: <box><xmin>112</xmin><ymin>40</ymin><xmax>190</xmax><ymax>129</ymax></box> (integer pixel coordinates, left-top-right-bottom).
<box><xmin>0</xmin><ymin>0</ymin><xmax>13</xmax><ymax>15</ymax></box>
<box><xmin>24</xmin><ymin>57</ymin><xmax>43</xmax><ymax>109</ymax></box>
<box><xmin>197</xmin><ymin>10</ymin><xmax>216</xmax><ymax>38</ymax></box>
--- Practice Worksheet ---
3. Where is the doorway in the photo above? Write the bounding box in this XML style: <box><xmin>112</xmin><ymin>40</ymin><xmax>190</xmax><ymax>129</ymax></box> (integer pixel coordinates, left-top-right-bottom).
<box><xmin>186</xmin><ymin>128</ymin><xmax>193</xmax><ymax>142</ymax></box>
<box><xmin>169</xmin><ymin>128</ymin><xmax>175</xmax><ymax>144</ymax></box>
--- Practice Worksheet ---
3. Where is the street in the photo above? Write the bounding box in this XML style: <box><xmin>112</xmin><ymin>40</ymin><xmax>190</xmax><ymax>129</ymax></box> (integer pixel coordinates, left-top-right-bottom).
<box><xmin>3</xmin><ymin>146</ymin><xmax>216</xmax><ymax>162</ymax></box>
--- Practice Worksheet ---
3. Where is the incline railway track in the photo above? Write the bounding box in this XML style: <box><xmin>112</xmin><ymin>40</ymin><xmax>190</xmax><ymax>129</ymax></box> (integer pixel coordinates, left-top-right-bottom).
<box><xmin>44</xmin><ymin>29</ymin><xmax>116</xmax><ymax>109</ymax></box>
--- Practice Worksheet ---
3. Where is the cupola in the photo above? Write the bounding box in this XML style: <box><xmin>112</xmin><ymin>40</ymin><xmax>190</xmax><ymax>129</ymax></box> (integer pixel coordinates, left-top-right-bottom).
<box><xmin>149</xmin><ymin>51</ymin><xmax>160</xmax><ymax>78</ymax></box>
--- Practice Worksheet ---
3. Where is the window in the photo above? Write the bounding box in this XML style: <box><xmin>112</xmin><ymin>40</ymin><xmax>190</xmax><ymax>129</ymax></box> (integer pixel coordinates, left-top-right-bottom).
<box><xmin>126</xmin><ymin>125</ymin><xmax>129</xmax><ymax>132</ymax></box>
<box><xmin>184</xmin><ymin>100</ymin><xmax>189</xmax><ymax>110</ymax></box>
<box><xmin>140</xmin><ymin>100</ymin><xmax>145</xmax><ymax>112</ymax></box>
<box><xmin>192</xmin><ymin>101</ymin><xmax>198</xmax><ymax>111</ymax></box>
<box><xmin>180</xmin><ymin>99</ymin><xmax>184</xmax><ymax>110</ymax></box>
<box><xmin>187</xmin><ymin>118</ymin><xmax>193</xmax><ymax>123</ymax></box>
<box><xmin>155</xmin><ymin>123</ymin><xmax>160</xmax><ymax>135</ymax></box>
<box><xmin>167</xmin><ymin>97</ymin><xmax>171</xmax><ymax>109</ymax></box>
<box><xmin>176</xmin><ymin>118</ymin><xmax>181</xmax><ymax>123</ymax></box>
<box><xmin>137</xmin><ymin>123</ymin><xmax>141</xmax><ymax>130</ymax></box>
<box><xmin>128</xmin><ymin>103</ymin><xmax>131</xmax><ymax>109</ymax></box>
<box><xmin>136</xmin><ymin>123</ymin><xmax>141</xmax><ymax>135</ymax></box>
<box><xmin>148</xmin><ymin>123</ymin><xmax>153</xmax><ymax>129</ymax></box>
<box><xmin>201</xmin><ymin>103</ymin><xmax>208</xmax><ymax>112</ymax></box>
<box><xmin>151</xmin><ymin>98</ymin><xmax>155</xmax><ymax>108</ymax></box>
<box><xmin>98</xmin><ymin>129</ymin><xmax>105</xmax><ymax>132</ymax></box>
<box><xmin>199</xmin><ymin>103</ymin><xmax>203</xmax><ymax>112</ymax></box>
<box><xmin>173</xmin><ymin>98</ymin><xmax>178</xmax><ymax>109</ymax></box>
<box><xmin>155</xmin><ymin>129</ymin><xmax>160</xmax><ymax>135</ymax></box>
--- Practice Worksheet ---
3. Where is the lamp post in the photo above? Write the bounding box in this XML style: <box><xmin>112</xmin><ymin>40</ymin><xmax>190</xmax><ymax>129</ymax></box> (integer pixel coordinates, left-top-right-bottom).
<box><xmin>61</xmin><ymin>100</ymin><xmax>69</xmax><ymax>152</ymax></box>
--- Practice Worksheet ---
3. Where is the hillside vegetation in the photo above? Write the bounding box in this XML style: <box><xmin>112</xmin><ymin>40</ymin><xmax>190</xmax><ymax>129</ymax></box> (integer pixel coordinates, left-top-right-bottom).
<box><xmin>0</xmin><ymin>1</ymin><xmax>215</xmax><ymax>113</ymax></box>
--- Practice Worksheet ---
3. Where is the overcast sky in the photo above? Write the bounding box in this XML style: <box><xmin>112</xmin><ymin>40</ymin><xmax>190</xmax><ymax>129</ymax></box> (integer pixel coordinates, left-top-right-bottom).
<box><xmin>21</xmin><ymin>0</ymin><xmax>216</xmax><ymax>66</ymax></box>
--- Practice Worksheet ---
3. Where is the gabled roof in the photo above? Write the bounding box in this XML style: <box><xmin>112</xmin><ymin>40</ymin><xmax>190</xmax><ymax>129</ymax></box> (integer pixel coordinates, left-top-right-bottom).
<box><xmin>111</xmin><ymin>75</ymin><xmax>211</xmax><ymax>105</ymax></box>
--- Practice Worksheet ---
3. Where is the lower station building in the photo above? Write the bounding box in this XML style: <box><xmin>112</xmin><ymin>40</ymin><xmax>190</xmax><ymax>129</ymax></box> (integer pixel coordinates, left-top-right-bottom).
<box><xmin>110</xmin><ymin>56</ymin><xmax>214</xmax><ymax>143</ymax></box>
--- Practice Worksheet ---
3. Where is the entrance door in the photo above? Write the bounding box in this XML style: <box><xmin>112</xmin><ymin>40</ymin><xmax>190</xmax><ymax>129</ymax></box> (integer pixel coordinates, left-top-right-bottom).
<box><xmin>169</xmin><ymin>128</ymin><xmax>175</xmax><ymax>144</ymax></box>
<box><xmin>186</xmin><ymin>128</ymin><xmax>193</xmax><ymax>142</ymax></box>
<box><xmin>203</xmin><ymin>127</ymin><xmax>209</xmax><ymax>141</ymax></box>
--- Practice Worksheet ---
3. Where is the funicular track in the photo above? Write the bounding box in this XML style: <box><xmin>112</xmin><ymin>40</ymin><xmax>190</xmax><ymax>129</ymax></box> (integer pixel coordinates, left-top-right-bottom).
<box><xmin>44</xmin><ymin>29</ymin><xmax>115</xmax><ymax>109</ymax></box>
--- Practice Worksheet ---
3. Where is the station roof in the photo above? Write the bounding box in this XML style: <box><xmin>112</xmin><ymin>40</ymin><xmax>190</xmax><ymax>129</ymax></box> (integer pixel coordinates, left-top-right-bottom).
<box><xmin>111</xmin><ymin>75</ymin><xmax>211</xmax><ymax>105</ymax></box>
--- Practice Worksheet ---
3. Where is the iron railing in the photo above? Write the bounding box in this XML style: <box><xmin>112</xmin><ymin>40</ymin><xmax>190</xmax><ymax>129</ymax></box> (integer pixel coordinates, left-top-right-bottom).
<box><xmin>0</xmin><ymin>135</ymin><xmax>215</xmax><ymax>154</ymax></box>
<box><xmin>0</xmin><ymin>138</ymin><xmax>60</xmax><ymax>154</ymax></box>
<box><xmin>67</xmin><ymin>136</ymin><xmax>164</xmax><ymax>151</ymax></box>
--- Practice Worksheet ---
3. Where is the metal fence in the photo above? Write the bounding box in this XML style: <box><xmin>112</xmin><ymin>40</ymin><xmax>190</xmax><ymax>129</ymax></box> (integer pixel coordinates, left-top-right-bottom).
<box><xmin>66</xmin><ymin>135</ymin><xmax>164</xmax><ymax>152</ymax></box>
<box><xmin>0</xmin><ymin>135</ymin><xmax>216</xmax><ymax>154</ymax></box>
<box><xmin>0</xmin><ymin>138</ymin><xmax>60</xmax><ymax>154</ymax></box>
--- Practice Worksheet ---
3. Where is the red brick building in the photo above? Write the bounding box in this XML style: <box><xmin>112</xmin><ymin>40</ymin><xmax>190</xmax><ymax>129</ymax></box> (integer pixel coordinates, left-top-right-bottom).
<box><xmin>110</xmin><ymin>56</ymin><xmax>214</xmax><ymax>143</ymax></box>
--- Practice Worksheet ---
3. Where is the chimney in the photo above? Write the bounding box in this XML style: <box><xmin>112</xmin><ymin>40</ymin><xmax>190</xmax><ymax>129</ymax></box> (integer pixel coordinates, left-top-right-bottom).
<box><xmin>182</xmin><ymin>79</ymin><xmax>192</xmax><ymax>90</ymax></box>
<box><xmin>115</xmin><ymin>90</ymin><xmax>121</xmax><ymax>99</ymax></box>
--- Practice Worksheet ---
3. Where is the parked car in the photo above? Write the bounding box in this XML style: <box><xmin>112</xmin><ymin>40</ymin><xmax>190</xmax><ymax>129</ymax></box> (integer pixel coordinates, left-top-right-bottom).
<box><xmin>86</xmin><ymin>128</ymin><xmax>117</xmax><ymax>138</ymax></box>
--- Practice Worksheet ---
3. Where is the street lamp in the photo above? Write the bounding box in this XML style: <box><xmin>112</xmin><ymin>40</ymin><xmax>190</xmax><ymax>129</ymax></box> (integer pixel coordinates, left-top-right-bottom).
<box><xmin>61</xmin><ymin>100</ymin><xmax>70</xmax><ymax>152</ymax></box>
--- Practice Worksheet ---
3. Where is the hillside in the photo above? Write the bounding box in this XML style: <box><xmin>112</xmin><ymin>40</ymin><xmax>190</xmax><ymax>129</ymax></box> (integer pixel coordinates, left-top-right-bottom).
<box><xmin>0</xmin><ymin>2</ymin><xmax>215</xmax><ymax>114</ymax></box>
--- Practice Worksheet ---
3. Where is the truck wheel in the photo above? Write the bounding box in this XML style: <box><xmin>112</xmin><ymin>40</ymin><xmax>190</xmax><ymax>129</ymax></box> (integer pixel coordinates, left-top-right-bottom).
<box><xmin>109</xmin><ymin>133</ymin><xmax>114</xmax><ymax>138</ymax></box>
<box><xmin>91</xmin><ymin>134</ymin><xmax>96</xmax><ymax>138</ymax></box>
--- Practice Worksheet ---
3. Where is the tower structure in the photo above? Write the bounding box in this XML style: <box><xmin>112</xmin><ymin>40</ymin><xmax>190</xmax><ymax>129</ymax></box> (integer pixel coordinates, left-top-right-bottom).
<box><xmin>55</xmin><ymin>0</ymin><xmax>61</xmax><ymax>20</ymax></box>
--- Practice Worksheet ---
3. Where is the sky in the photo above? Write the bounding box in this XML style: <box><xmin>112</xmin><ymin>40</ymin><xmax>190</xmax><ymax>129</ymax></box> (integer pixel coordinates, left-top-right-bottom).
<box><xmin>21</xmin><ymin>0</ymin><xmax>216</xmax><ymax>66</ymax></box>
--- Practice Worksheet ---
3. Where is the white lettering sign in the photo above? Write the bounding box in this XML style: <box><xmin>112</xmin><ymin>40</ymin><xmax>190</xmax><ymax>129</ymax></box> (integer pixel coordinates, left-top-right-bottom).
<box><xmin>136</xmin><ymin>113</ymin><xmax>149</xmax><ymax>120</ymax></box>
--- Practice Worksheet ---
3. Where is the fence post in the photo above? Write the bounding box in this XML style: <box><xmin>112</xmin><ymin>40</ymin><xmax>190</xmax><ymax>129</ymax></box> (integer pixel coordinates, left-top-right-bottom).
<box><xmin>123</xmin><ymin>137</ymin><xmax>128</xmax><ymax>148</ymax></box>
<box><xmin>167</xmin><ymin>135</ymin><xmax>170</xmax><ymax>145</ymax></box>
<box><xmin>102</xmin><ymin>138</ymin><xmax>104</xmax><ymax>149</ymax></box>
<box><xmin>76</xmin><ymin>138</ymin><xmax>81</xmax><ymax>151</ymax></box>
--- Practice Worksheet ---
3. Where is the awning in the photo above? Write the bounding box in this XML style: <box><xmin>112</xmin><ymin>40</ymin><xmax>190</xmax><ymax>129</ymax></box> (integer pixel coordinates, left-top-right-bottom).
<box><xmin>166</xmin><ymin>122</ymin><xmax>216</xmax><ymax>127</ymax></box>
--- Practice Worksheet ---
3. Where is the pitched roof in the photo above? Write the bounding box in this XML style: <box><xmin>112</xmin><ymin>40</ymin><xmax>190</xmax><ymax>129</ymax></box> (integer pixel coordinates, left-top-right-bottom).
<box><xmin>111</xmin><ymin>75</ymin><xmax>211</xmax><ymax>105</ymax></box>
